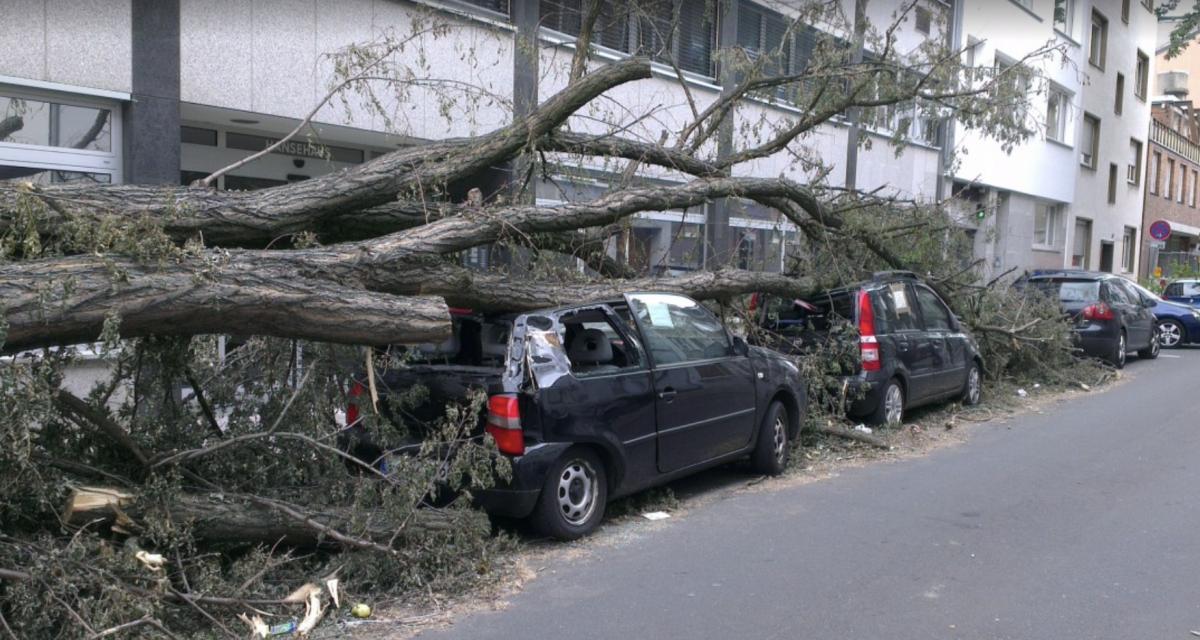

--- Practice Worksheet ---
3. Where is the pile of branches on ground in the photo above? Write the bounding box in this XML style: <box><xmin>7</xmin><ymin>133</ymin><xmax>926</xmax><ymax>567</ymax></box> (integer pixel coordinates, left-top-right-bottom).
<box><xmin>0</xmin><ymin>2</ymin><xmax>1088</xmax><ymax>635</ymax></box>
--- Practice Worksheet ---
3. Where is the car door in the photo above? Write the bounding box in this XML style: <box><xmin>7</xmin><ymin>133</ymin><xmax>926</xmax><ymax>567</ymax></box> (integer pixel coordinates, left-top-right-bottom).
<box><xmin>877</xmin><ymin>283</ymin><xmax>937</xmax><ymax>404</ymax></box>
<box><xmin>1112</xmin><ymin>279</ymin><xmax>1155</xmax><ymax>349</ymax></box>
<box><xmin>912</xmin><ymin>284</ymin><xmax>966</xmax><ymax>396</ymax></box>
<box><xmin>1108</xmin><ymin>280</ymin><xmax>1151</xmax><ymax>349</ymax></box>
<box><xmin>625</xmin><ymin>293</ymin><xmax>758</xmax><ymax>475</ymax></box>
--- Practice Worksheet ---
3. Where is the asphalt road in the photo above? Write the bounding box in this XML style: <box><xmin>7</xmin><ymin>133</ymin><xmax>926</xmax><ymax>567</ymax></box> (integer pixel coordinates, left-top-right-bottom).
<box><xmin>417</xmin><ymin>348</ymin><xmax>1200</xmax><ymax>640</ymax></box>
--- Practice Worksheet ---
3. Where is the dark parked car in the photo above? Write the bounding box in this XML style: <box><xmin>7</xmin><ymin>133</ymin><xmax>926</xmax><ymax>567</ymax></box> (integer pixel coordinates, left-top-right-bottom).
<box><xmin>343</xmin><ymin>293</ymin><xmax>807</xmax><ymax>539</ymax></box>
<box><xmin>1128</xmin><ymin>281</ymin><xmax>1200</xmax><ymax>348</ymax></box>
<box><xmin>1019</xmin><ymin>270</ymin><xmax>1159</xmax><ymax>368</ymax></box>
<box><xmin>1162</xmin><ymin>279</ymin><xmax>1200</xmax><ymax>308</ymax></box>
<box><xmin>754</xmin><ymin>272</ymin><xmax>983</xmax><ymax>427</ymax></box>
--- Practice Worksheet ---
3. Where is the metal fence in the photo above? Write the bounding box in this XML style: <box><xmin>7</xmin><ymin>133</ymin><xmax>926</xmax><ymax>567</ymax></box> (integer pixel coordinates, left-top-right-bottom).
<box><xmin>1155</xmin><ymin>250</ymin><xmax>1200</xmax><ymax>278</ymax></box>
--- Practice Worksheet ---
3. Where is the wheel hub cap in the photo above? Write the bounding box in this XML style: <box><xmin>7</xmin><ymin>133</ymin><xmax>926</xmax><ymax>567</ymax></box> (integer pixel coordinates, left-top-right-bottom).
<box><xmin>772</xmin><ymin>417</ymin><xmax>787</xmax><ymax>463</ymax></box>
<box><xmin>885</xmin><ymin>385</ymin><xmax>903</xmax><ymax>425</ymax></box>
<box><xmin>1158</xmin><ymin>322</ymin><xmax>1178</xmax><ymax>347</ymax></box>
<box><xmin>557</xmin><ymin>460</ymin><xmax>598</xmax><ymax>525</ymax></box>
<box><xmin>968</xmin><ymin>368</ymin><xmax>980</xmax><ymax>403</ymax></box>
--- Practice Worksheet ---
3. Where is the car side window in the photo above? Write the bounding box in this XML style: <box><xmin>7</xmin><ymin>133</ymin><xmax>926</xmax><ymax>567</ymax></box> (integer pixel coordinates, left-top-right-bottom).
<box><xmin>877</xmin><ymin>284</ymin><xmax>920</xmax><ymax>332</ymax></box>
<box><xmin>558</xmin><ymin>310</ymin><xmax>644</xmax><ymax>378</ymax></box>
<box><xmin>1186</xmin><ymin>282</ymin><xmax>1200</xmax><ymax>296</ymax></box>
<box><xmin>1107</xmin><ymin>281</ymin><xmax>1132</xmax><ymax>306</ymax></box>
<box><xmin>1164</xmin><ymin>283</ymin><xmax>1183</xmax><ymax>297</ymax></box>
<box><xmin>914</xmin><ymin>286</ymin><xmax>953</xmax><ymax>331</ymax></box>
<box><xmin>628</xmin><ymin>294</ymin><xmax>730</xmax><ymax>366</ymax></box>
<box><xmin>1115</xmin><ymin>280</ymin><xmax>1145</xmax><ymax>307</ymax></box>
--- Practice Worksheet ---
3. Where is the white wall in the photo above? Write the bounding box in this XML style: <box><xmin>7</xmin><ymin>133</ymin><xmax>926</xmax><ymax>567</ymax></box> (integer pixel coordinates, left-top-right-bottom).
<box><xmin>0</xmin><ymin>0</ymin><xmax>132</xmax><ymax>93</ymax></box>
<box><xmin>1069</xmin><ymin>0</ymin><xmax>1156</xmax><ymax>275</ymax></box>
<box><xmin>180</xmin><ymin>0</ymin><xmax>515</xmax><ymax>140</ymax></box>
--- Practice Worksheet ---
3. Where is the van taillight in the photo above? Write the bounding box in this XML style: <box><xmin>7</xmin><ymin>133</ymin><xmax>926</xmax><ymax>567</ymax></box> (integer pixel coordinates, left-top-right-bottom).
<box><xmin>858</xmin><ymin>290</ymin><xmax>881</xmax><ymax>372</ymax></box>
<box><xmin>346</xmin><ymin>380</ymin><xmax>365</xmax><ymax>426</ymax></box>
<box><xmin>485</xmin><ymin>393</ymin><xmax>525</xmax><ymax>456</ymax></box>
<box><xmin>1083</xmin><ymin>302</ymin><xmax>1115</xmax><ymax>321</ymax></box>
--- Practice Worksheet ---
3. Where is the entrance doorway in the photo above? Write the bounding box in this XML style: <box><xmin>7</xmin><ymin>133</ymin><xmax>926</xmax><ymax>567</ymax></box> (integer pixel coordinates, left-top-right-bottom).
<box><xmin>1072</xmin><ymin>219</ymin><xmax>1093</xmax><ymax>269</ymax></box>
<box><xmin>1099</xmin><ymin>241</ymin><xmax>1114</xmax><ymax>273</ymax></box>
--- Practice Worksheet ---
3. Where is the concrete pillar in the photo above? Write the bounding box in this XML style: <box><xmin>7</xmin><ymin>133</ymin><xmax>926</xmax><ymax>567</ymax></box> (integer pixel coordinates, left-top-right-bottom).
<box><xmin>124</xmin><ymin>0</ymin><xmax>180</xmax><ymax>185</ymax></box>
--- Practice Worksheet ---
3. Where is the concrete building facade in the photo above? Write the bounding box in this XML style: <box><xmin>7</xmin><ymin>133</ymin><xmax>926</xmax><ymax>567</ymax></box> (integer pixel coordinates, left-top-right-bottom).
<box><xmin>951</xmin><ymin>0</ymin><xmax>1155</xmax><ymax>278</ymax></box>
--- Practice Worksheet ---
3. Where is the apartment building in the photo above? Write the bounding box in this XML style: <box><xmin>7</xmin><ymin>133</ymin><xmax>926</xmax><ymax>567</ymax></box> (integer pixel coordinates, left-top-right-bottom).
<box><xmin>951</xmin><ymin>0</ymin><xmax>1155</xmax><ymax>278</ymax></box>
<box><xmin>0</xmin><ymin>0</ymin><xmax>947</xmax><ymax>278</ymax></box>
<box><xmin>1141</xmin><ymin>90</ymin><xmax>1200</xmax><ymax>277</ymax></box>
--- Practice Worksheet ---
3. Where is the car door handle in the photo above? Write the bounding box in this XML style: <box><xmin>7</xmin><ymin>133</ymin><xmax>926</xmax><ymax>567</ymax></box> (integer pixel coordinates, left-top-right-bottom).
<box><xmin>658</xmin><ymin>388</ymin><xmax>677</xmax><ymax>402</ymax></box>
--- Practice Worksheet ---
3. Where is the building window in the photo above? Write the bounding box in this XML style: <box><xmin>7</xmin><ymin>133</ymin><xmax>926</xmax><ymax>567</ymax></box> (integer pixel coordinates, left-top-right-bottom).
<box><xmin>0</xmin><ymin>95</ymin><xmax>112</xmax><ymax>151</ymax></box>
<box><xmin>1135</xmin><ymin>51</ymin><xmax>1149</xmax><ymax>100</ymax></box>
<box><xmin>1054</xmin><ymin>0</ymin><xmax>1075</xmax><ymax>35</ymax></box>
<box><xmin>915</xmin><ymin>6</ymin><xmax>931</xmax><ymax>34</ymax></box>
<box><xmin>1142</xmin><ymin>0</ymin><xmax>1154</xmax><ymax>10</ymax></box>
<box><xmin>1122</xmin><ymin>227</ymin><xmax>1136</xmax><ymax>272</ymax></box>
<box><xmin>1128</xmin><ymin>139</ymin><xmax>1142</xmax><ymax>185</ymax></box>
<box><xmin>1034</xmin><ymin>202</ymin><xmax>1061</xmax><ymax>248</ymax></box>
<box><xmin>538</xmin><ymin>1</ymin><xmax>717</xmax><ymax>77</ymax></box>
<box><xmin>1108</xmin><ymin>163</ymin><xmax>1119</xmax><ymax>203</ymax></box>
<box><xmin>1121</xmin><ymin>0</ymin><xmax>1130</xmax><ymax>22</ymax></box>
<box><xmin>1167</xmin><ymin>157</ymin><xmax>1176</xmax><ymax>199</ymax></box>
<box><xmin>1181</xmin><ymin>163</ymin><xmax>1188</xmax><ymax>203</ymax></box>
<box><xmin>1089</xmin><ymin>11</ymin><xmax>1107</xmax><ymax>69</ymax></box>
<box><xmin>1192</xmin><ymin>169</ymin><xmax>1198</xmax><ymax>206</ymax></box>
<box><xmin>459</xmin><ymin>0</ymin><xmax>509</xmax><ymax>16</ymax></box>
<box><xmin>737</xmin><ymin>2</ymin><xmax>823</xmax><ymax>96</ymax></box>
<box><xmin>1081</xmin><ymin>113</ymin><xmax>1100</xmax><ymax>168</ymax></box>
<box><xmin>1115</xmin><ymin>73</ymin><xmax>1125</xmax><ymax>115</ymax></box>
<box><xmin>1046</xmin><ymin>85</ymin><xmax>1071</xmax><ymax>142</ymax></box>
<box><xmin>1151</xmin><ymin>150</ymin><xmax>1161</xmax><ymax>194</ymax></box>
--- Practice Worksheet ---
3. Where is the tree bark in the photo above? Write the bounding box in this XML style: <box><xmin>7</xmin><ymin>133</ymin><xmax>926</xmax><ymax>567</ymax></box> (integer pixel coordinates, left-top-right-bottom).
<box><xmin>0</xmin><ymin>59</ymin><xmax>652</xmax><ymax>246</ymax></box>
<box><xmin>63</xmin><ymin>487</ymin><xmax>473</xmax><ymax>548</ymax></box>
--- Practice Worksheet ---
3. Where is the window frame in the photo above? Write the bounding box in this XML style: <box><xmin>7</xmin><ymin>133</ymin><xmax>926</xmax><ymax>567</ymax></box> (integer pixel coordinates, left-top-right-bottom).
<box><xmin>1080</xmin><ymin>112</ymin><xmax>1100</xmax><ymax>169</ymax></box>
<box><xmin>1033</xmin><ymin>202</ymin><xmax>1062</xmax><ymax>249</ymax></box>
<box><xmin>1128</xmin><ymin>138</ymin><xmax>1143</xmax><ymax>185</ymax></box>
<box><xmin>1108</xmin><ymin>162</ymin><xmax>1119</xmax><ymax>204</ymax></box>
<box><xmin>1121</xmin><ymin>0</ymin><xmax>1130</xmax><ymax>23</ymax></box>
<box><xmin>1054</xmin><ymin>0</ymin><xmax>1075</xmax><ymax>36</ymax></box>
<box><xmin>1135</xmin><ymin>50</ymin><xmax>1149</xmax><ymax>101</ymax></box>
<box><xmin>1088</xmin><ymin>10</ymin><xmax>1108</xmax><ymax>70</ymax></box>
<box><xmin>1046</xmin><ymin>84</ymin><xmax>1071</xmax><ymax>143</ymax></box>
<box><xmin>1122</xmin><ymin>226</ymin><xmax>1136</xmax><ymax>273</ymax></box>
<box><xmin>1115</xmin><ymin>73</ymin><xmax>1125</xmax><ymax>115</ymax></box>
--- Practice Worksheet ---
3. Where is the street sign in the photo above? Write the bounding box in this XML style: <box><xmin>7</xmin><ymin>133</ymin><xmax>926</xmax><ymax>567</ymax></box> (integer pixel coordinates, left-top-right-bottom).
<box><xmin>1150</xmin><ymin>219</ymin><xmax>1172</xmax><ymax>241</ymax></box>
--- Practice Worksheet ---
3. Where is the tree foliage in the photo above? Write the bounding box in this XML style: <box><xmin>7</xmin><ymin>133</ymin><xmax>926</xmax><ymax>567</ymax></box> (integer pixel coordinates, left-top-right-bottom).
<box><xmin>0</xmin><ymin>2</ymin><xmax>1097</xmax><ymax>636</ymax></box>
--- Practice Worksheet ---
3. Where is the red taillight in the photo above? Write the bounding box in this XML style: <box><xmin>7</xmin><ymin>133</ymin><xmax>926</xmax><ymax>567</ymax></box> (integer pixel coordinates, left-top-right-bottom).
<box><xmin>858</xmin><ymin>290</ymin><xmax>881</xmax><ymax>372</ymax></box>
<box><xmin>485</xmin><ymin>393</ymin><xmax>524</xmax><ymax>456</ymax></box>
<box><xmin>346</xmin><ymin>380</ymin><xmax>365</xmax><ymax>426</ymax></box>
<box><xmin>1083</xmin><ymin>302</ymin><xmax>1115</xmax><ymax>321</ymax></box>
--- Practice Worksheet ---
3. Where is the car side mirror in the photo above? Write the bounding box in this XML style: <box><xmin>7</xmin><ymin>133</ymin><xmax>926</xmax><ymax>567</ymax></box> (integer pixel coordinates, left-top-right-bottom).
<box><xmin>949</xmin><ymin>315</ymin><xmax>962</xmax><ymax>332</ymax></box>
<box><xmin>732</xmin><ymin>336</ymin><xmax>750</xmax><ymax>357</ymax></box>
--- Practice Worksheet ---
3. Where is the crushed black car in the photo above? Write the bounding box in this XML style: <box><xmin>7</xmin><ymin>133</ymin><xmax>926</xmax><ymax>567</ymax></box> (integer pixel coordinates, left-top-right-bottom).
<box><xmin>342</xmin><ymin>293</ymin><xmax>807</xmax><ymax>539</ymax></box>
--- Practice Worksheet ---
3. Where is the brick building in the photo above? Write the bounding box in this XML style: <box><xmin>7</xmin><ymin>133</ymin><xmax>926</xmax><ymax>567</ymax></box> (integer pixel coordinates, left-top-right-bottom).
<box><xmin>1142</xmin><ymin>84</ymin><xmax>1200</xmax><ymax>278</ymax></box>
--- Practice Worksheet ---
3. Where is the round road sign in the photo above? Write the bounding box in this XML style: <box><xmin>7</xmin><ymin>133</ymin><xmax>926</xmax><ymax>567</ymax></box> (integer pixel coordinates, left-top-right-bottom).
<box><xmin>1150</xmin><ymin>219</ymin><xmax>1172</xmax><ymax>241</ymax></box>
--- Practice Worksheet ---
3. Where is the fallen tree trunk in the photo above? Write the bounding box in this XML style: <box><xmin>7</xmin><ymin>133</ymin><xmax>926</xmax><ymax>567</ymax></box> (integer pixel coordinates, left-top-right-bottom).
<box><xmin>63</xmin><ymin>487</ymin><xmax>474</xmax><ymax>548</ymax></box>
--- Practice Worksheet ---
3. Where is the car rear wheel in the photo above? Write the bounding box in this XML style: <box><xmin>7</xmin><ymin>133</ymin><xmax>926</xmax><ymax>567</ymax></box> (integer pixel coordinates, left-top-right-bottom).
<box><xmin>751</xmin><ymin>401</ymin><xmax>790</xmax><ymax>475</ymax></box>
<box><xmin>961</xmin><ymin>361</ymin><xmax>982</xmax><ymax>406</ymax></box>
<box><xmin>867</xmin><ymin>378</ymin><xmax>904</xmax><ymax>426</ymax></box>
<box><xmin>530</xmin><ymin>448</ymin><xmax>607</xmax><ymax>540</ymax></box>
<box><xmin>1138</xmin><ymin>327</ymin><xmax>1161</xmax><ymax>359</ymax></box>
<box><xmin>1109</xmin><ymin>331</ymin><xmax>1127</xmax><ymax>369</ymax></box>
<box><xmin>1158</xmin><ymin>320</ymin><xmax>1185</xmax><ymax>348</ymax></box>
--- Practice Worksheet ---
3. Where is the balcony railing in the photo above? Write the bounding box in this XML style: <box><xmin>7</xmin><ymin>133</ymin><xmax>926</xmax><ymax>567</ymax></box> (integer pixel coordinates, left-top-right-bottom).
<box><xmin>1151</xmin><ymin>119</ymin><xmax>1200</xmax><ymax>165</ymax></box>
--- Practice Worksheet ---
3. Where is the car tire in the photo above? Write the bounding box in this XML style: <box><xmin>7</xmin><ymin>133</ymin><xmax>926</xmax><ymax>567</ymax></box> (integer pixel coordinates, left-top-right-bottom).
<box><xmin>1108</xmin><ymin>330</ymin><xmax>1127</xmax><ymax>369</ymax></box>
<box><xmin>867</xmin><ymin>378</ymin><xmax>904</xmax><ymax>426</ymax></box>
<box><xmin>1138</xmin><ymin>326</ymin><xmax>1161</xmax><ymax>359</ymax></box>
<box><xmin>529</xmin><ymin>448</ymin><xmax>607</xmax><ymax>541</ymax></box>
<box><xmin>960</xmin><ymin>361</ymin><xmax>983</xmax><ymax>406</ymax></box>
<box><xmin>751</xmin><ymin>401</ymin><xmax>790</xmax><ymax>476</ymax></box>
<box><xmin>1157</xmin><ymin>319</ymin><xmax>1185</xmax><ymax>349</ymax></box>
